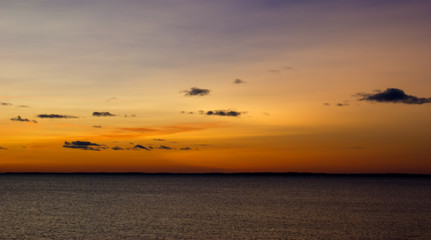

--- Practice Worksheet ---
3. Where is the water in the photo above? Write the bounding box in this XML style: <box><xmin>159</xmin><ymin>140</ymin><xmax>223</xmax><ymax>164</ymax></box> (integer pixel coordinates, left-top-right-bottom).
<box><xmin>0</xmin><ymin>174</ymin><xmax>430</xmax><ymax>239</ymax></box>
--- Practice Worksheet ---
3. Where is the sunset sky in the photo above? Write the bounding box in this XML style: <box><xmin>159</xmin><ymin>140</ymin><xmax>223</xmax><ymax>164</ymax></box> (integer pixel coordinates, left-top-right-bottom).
<box><xmin>1</xmin><ymin>0</ymin><xmax>431</xmax><ymax>173</ymax></box>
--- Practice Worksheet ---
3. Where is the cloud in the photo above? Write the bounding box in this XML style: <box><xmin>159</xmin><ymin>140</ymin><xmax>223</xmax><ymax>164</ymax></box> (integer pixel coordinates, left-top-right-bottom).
<box><xmin>93</xmin><ymin>125</ymin><xmax>102</xmax><ymax>128</ymax></box>
<box><xmin>60</xmin><ymin>141</ymin><xmax>199</xmax><ymax>152</ymax></box>
<box><xmin>93</xmin><ymin>112</ymin><xmax>116</xmax><ymax>117</ymax></box>
<box><xmin>324</xmin><ymin>102</ymin><xmax>349</xmax><ymax>107</ymax></box>
<box><xmin>38</xmin><ymin>114</ymin><xmax>79</xmax><ymax>119</ymax></box>
<box><xmin>95</xmin><ymin>122</ymin><xmax>222</xmax><ymax>140</ymax></box>
<box><xmin>10</xmin><ymin>116</ymin><xmax>38</xmax><ymax>123</ymax></box>
<box><xmin>157</xmin><ymin>145</ymin><xmax>172</xmax><ymax>150</ymax></box>
<box><xmin>153</xmin><ymin>138</ymin><xmax>165</xmax><ymax>141</ymax></box>
<box><xmin>357</xmin><ymin>88</ymin><xmax>431</xmax><ymax>104</ymax></box>
<box><xmin>133</xmin><ymin>144</ymin><xmax>150</xmax><ymax>151</ymax></box>
<box><xmin>11</xmin><ymin>116</ymin><xmax>28</xmax><ymax>121</ymax></box>
<box><xmin>109</xmin><ymin>144</ymin><xmax>192</xmax><ymax>151</ymax></box>
<box><xmin>106</xmin><ymin>97</ymin><xmax>118</xmax><ymax>102</ymax></box>
<box><xmin>183</xmin><ymin>87</ymin><xmax>210</xmax><ymax>96</ymax></box>
<box><xmin>233</xmin><ymin>79</ymin><xmax>246</xmax><ymax>84</ymax></box>
<box><xmin>111</xmin><ymin>146</ymin><xmax>124</xmax><ymax>150</ymax></box>
<box><xmin>182</xmin><ymin>110</ymin><xmax>244</xmax><ymax>117</ymax></box>
<box><xmin>63</xmin><ymin>141</ymin><xmax>102</xmax><ymax>151</ymax></box>
<box><xmin>0</xmin><ymin>146</ymin><xmax>7</xmax><ymax>150</ymax></box>
<box><xmin>206</xmin><ymin>110</ymin><xmax>242</xmax><ymax>117</ymax></box>
<box><xmin>180</xmin><ymin>111</ymin><xmax>195</xmax><ymax>114</ymax></box>
<box><xmin>0</xmin><ymin>102</ymin><xmax>29</xmax><ymax>108</ymax></box>
<box><xmin>336</xmin><ymin>103</ymin><xmax>348</xmax><ymax>107</ymax></box>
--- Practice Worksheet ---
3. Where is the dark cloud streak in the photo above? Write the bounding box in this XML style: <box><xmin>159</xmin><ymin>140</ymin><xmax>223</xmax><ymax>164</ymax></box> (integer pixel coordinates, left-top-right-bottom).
<box><xmin>357</xmin><ymin>88</ymin><xmax>431</xmax><ymax>104</ymax></box>
<box><xmin>233</xmin><ymin>79</ymin><xmax>246</xmax><ymax>84</ymax></box>
<box><xmin>112</xmin><ymin>146</ymin><xmax>124</xmax><ymax>150</ymax></box>
<box><xmin>183</xmin><ymin>87</ymin><xmax>210</xmax><ymax>96</ymax></box>
<box><xmin>158</xmin><ymin>145</ymin><xmax>172</xmax><ymax>150</ymax></box>
<box><xmin>336</xmin><ymin>103</ymin><xmax>348</xmax><ymax>107</ymax></box>
<box><xmin>10</xmin><ymin>116</ymin><xmax>37</xmax><ymax>123</ymax></box>
<box><xmin>206</xmin><ymin>110</ymin><xmax>242</xmax><ymax>117</ymax></box>
<box><xmin>63</xmin><ymin>141</ymin><xmax>102</xmax><ymax>151</ymax></box>
<box><xmin>93</xmin><ymin>112</ymin><xmax>116</xmax><ymax>117</ymax></box>
<box><xmin>38</xmin><ymin>114</ymin><xmax>78</xmax><ymax>119</ymax></box>
<box><xmin>133</xmin><ymin>145</ymin><xmax>150</xmax><ymax>151</ymax></box>
<box><xmin>181</xmin><ymin>109</ymin><xmax>244</xmax><ymax>117</ymax></box>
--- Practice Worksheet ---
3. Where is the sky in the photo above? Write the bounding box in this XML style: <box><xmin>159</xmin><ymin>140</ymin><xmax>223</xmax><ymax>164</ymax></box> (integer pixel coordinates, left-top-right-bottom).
<box><xmin>1</xmin><ymin>0</ymin><xmax>431</xmax><ymax>173</ymax></box>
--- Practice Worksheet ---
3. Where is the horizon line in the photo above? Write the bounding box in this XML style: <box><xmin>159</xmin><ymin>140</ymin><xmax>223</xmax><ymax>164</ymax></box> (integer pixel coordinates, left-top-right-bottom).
<box><xmin>0</xmin><ymin>172</ymin><xmax>430</xmax><ymax>176</ymax></box>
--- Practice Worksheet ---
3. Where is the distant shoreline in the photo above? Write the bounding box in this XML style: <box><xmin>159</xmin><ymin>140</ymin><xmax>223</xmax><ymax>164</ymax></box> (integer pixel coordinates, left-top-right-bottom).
<box><xmin>0</xmin><ymin>172</ymin><xmax>430</xmax><ymax>177</ymax></box>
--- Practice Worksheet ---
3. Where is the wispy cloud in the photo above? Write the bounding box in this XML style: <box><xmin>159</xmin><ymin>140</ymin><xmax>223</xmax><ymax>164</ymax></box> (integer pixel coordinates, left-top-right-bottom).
<box><xmin>336</xmin><ymin>103</ymin><xmax>349</xmax><ymax>107</ymax></box>
<box><xmin>180</xmin><ymin>111</ymin><xmax>195</xmax><ymax>114</ymax></box>
<box><xmin>106</xmin><ymin>97</ymin><xmax>118</xmax><ymax>102</ymax></box>
<box><xmin>63</xmin><ymin>141</ymin><xmax>104</xmax><ymax>151</ymax></box>
<box><xmin>133</xmin><ymin>144</ymin><xmax>150</xmax><ymax>151</ymax></box>
<box><xmin>10</xmin><ymin>116</ymin><xmax>38</xmax><ymax>123</ymax></box>
<box><xmin>182</xmin><ymin>110</ymin><xmax>244</xmax><ymax>117</ymax></box>
<box><xmin>157</xmin><ymin>145</ymin><xmax>172</xmax><ymax>150</ymax></box>
<box><xmin>0</xmin><ymin>146</ymin><xmax>7</xmax><ymax>150</ymax></box>
<box><xmin>233</xmin><ymin>79</ymin><xmax>246</xmax><ymax>84</ymax></box>
<box><xmin>61</xmin><ymin>140</ymin><xmax>198</xmax><ymax>152</ymax></box>
<box><xmin>324</xmin><ymin>102</ymin><xmax>349</xmax><ymax>107</ymax></box>
<box><xmin>70</xmin><ymin>123</ymin><xmax>222</xmax><ymax>142</ymax></box>
<box><xmin>111</xmin><ymin>146</ymin><xmax>124</xmax><ymax>150</ymax></box>
<box><xmin>104</xmin><ymin>123</ymin><xmax>222</xmax><ymax>139</ymax></box>
<box><xmin>38</xmin><ymin>114</ymin><xmax>79</xmax><ymax>119</ymax></box>
<box><xmin>0</xmin><ymin>102</ymin><xmax>29</xmax><ymax>108</ymax></box>
<box><xmin>93</xmin><ymin>112</ymin><xmax>116</xmax><ymax>117</ymax></box>
<box><xmin>206</xmin><ymin>110</ymin><xmax>242</xmax><ymax>117</ymax></box>
<box><xmin>183</xmin><ymin>87</ymin><xmax>210</xmax><ymax>96</ymax></box>
<box><xmin>357</xmin><ymin>88</ymin><xmax>431</xmax><ymax>104</ymax></box>
<box><xmin>268</xmin><ymin>66</ymin><xmax>293</xmax><ymax>73</ymax></box>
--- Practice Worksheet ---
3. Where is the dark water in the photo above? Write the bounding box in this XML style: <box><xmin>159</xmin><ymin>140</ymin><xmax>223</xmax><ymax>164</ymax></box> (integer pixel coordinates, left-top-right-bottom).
<box><xmin>0</xmin><ymin>174</ymin><xmax>430</xmax><ymax>239</ymax></box>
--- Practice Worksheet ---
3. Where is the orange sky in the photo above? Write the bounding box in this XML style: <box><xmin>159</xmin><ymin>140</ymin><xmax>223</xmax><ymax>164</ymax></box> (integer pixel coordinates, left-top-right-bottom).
<box><xmin>1</xmin><ymin>0</ymin><xmax>431</xmax><ymax>173</ymax></box>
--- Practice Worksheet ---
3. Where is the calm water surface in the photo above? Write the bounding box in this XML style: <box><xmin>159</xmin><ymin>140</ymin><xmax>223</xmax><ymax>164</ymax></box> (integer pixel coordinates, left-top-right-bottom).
<box><xmin>0</xmin><ymin>174</ymin><xmax>430</xmax><ymax>239</ymax></box>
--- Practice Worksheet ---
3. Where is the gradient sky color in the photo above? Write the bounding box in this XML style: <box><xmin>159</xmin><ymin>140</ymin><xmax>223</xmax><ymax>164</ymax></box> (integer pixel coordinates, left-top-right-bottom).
<box><xmin>1</xmin><ymin>0</ymin><xmax>431</xmax><ymax>173</ymax></box>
